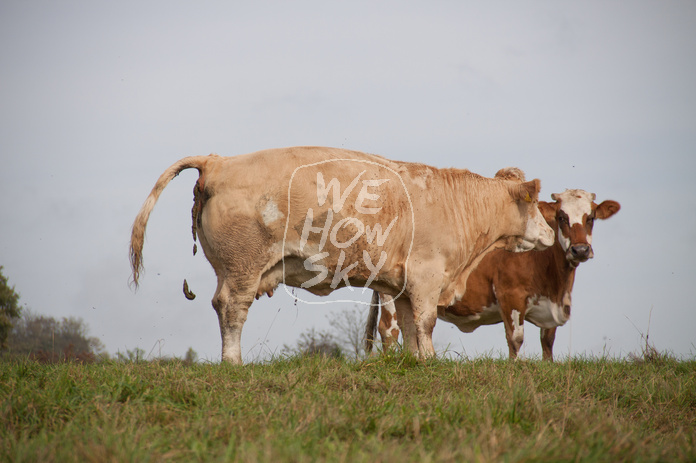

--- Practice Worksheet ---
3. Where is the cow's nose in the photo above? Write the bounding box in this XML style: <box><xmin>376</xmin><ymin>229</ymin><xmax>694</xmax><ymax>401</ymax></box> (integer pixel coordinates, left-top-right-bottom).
<box><xmin>570</xmin><ymin>244</ymin><xmax>591</xmax><ymax>260</ymax></box>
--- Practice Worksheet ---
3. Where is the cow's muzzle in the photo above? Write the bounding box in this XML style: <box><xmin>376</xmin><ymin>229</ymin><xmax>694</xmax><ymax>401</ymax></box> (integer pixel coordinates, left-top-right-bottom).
<box><xmin>567</xmin><ymin>244</ymin><xmax>593</xmax><ymax>265</ymax></box>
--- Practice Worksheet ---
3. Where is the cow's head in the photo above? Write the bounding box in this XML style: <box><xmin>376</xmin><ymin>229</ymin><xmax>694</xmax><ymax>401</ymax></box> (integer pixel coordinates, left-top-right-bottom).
<box><xmin>539</xmin><ymin>189</ymin><xmax>620</xmax><ymax>267</ymax></box>
<box><xmin>495</xmin><ymin>168</ymin><xmax>555</xmax><ymax>253</ymax></box>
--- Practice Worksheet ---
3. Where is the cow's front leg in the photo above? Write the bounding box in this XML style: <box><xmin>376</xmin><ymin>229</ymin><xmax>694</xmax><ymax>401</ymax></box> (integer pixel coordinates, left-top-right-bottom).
<box><xmin>410</xmin><ymin>292</ymin><xmax>439</xmax><ymax>359</ymax></box>
<box><xmin>499</xmin><ymin>300</ymin><xmax>526</xmax><ymax>359</ymax></box>
<box><xmin>540</xmin><ymin>327</ymin><xmax>557</xmax><ymax>362</ymax></box>
<box><xmin>393</xmin><ymin>297</ymin><xmax>417</xmax><ymax>353</ymax></box>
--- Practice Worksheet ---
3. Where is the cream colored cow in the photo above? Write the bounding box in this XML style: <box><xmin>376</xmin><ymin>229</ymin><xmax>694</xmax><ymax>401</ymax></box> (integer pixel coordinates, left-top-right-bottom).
<box><xmin>130</xmin><ymin>146</ymin><xmax>554</xmax><ymax>364</ymax></box>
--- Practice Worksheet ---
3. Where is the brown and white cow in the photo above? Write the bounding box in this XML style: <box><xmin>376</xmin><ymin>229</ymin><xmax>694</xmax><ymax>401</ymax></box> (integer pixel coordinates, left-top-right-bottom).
<box><xmin>366</xmin><ymin>189</ymin><xmax>620</xmax><ymax>361</ymax></box>
<box><xmin>130</xmin><ymin>147</ymin><xmax>554</xmax><ymax>364</ymax></box>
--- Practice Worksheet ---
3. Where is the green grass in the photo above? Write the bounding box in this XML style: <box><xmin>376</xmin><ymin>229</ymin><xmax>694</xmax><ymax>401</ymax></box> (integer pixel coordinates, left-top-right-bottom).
<box><xmin>1</xmin><ymin>353</ymin><xmax>694</xmax><ymax>462</ymax></box>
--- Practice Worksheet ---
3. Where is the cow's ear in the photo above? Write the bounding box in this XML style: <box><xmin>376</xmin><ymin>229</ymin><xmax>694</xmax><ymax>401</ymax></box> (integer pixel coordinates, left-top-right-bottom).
<box><xmin>595</xmin><ymin>200</ymin><xmax>620</xmax><ymax>220</ymax></box>
<box><xmin>537</xmin><ymin>201</ymin><xmax>557</xmax><ymax>224</ymax></box>
<box><xmin>510</xmin><ymin>179</ymin><xmax>541</xmax><ymax>203</ymax></box>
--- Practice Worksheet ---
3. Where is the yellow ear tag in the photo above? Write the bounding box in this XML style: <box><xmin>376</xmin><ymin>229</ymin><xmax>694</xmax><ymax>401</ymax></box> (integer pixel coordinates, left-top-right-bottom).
<box><xmin>524</xmin><ymin>192</ymin><xmax>532</xmax><ymax>202</ymax></box>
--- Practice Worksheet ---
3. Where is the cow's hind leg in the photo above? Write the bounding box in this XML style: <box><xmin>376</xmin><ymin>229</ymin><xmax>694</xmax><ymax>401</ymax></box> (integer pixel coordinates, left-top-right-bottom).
<box><xmin>198</xmin><ymin>211</ymin><xmax>272</xmax><ymax>364</ymax></box>
<box><xmin>394</xmin><ymin>297</ymin><xmax>417</xmax><ymax>354</ymax></box>
<box><xmin>211</xmin><ymin>277</ymin><xmax>258</xmax><ymax>365</ymax></box>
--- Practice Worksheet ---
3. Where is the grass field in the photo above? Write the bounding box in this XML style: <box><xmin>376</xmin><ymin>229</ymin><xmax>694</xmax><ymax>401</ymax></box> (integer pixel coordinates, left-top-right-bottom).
<box><xmin>1</xmin><ymin>352</ymin><xmax>694</xmax><ymax>462</ymax></box>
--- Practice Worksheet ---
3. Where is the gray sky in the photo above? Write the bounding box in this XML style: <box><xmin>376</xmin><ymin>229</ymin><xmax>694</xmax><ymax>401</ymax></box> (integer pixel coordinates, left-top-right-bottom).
<box><xmin>1</xmin><ymin>1</ymin><xmax>695</xmax><ymax>362</ymax></box>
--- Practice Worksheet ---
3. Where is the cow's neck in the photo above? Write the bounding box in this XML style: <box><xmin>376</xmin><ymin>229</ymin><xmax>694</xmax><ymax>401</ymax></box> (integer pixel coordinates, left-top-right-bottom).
<box><xmin>549</xmin><ymin>228</ymin><xmax>578</xmax><ymax>294</ymax></box>
<box><xmin>454</xmin><ymin>174</ymin><xmax>523</xmax><ymax>261</ymax></box>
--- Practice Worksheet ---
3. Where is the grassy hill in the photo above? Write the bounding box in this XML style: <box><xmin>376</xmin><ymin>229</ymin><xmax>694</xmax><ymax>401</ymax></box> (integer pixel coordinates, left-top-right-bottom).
<box><xmin>2</xmin><ymin>353</ymin><xmax>694</xmax><ymax>462</ymax></box>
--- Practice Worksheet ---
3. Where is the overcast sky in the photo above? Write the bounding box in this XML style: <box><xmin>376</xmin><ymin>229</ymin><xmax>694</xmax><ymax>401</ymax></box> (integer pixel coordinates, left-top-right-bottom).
<box><xmin>1</xmin><ymin>1</ymin><xmax>695</xmax><ymax>362</ymax></box>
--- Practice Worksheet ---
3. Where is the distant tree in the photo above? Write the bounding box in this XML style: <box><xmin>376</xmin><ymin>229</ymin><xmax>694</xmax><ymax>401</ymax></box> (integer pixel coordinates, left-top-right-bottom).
<box><xmin>7</xmin><ymin>310</ymin><xmax>107</xmax><ymax>362</ymax></box>
<box><xmin>283</xmin><ymin>327</ymin><xmax>343</xmax><ymax>358</ymax></box>
<box><xmin>327</xmin><ymin>306</ymin><xmax>367</xmax><ymax>358</ymax></box>
<box><xmin>281</xmin><ymin>307</ymin><xmax>368</xmax><ymax>360</ymax></box>
<box><xmin>0</xmin><ymin>266</ymin><xmax>22</xmax><ymax>350</ymax></box>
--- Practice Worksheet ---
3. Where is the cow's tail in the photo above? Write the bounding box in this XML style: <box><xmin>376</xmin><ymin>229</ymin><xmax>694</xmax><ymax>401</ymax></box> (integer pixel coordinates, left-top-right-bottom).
<box><xmin>129</xmin><ymin>155</ymin><xmax>214</xmax><ymax>289</ymax></box>
<box><xmin>364</xmin><ymin>291</ymin><xmax>381</xmax><ymax>353</ymax></box>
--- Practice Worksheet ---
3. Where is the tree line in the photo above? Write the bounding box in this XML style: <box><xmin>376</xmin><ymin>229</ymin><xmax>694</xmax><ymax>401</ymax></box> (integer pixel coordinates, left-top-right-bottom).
<box><xmin>1</xmin><ymin>266</ymin><xmax>106</xmax><ymax>362</ymax></box>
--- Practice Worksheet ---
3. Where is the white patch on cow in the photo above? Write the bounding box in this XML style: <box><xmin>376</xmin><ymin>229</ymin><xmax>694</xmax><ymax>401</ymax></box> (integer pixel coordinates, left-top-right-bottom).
<box><xmin>261</xmin><ymin>200</ymin><xmax>284</xmax><ymax>225</ymax></box>
<box><xmin>412</xmin><ymin>175</ymin><xmax>427</xmax><ymax>190</ymax></box>
<box><xmin>382</xmin><ymin>296</ymin><xmax>399</xmax><ymax>333</ymax></box>
<box><xmin>511</xmin><ymin>309</ymin><xmax>524</xmax><ymax>344</ymax></box>
<box><xmin>525</xmin><ymin>295</ymin><xmax>570</xmax><ymax>328</ymax></box>
<box><xmin>557</xmin><ymin>229</ymin><xmax>571</xmax><ymax>252</ymax></box>
<box><xmin>438</xmin><ymin>303</ymin><xmax>503</xmax><ymax>333</ymax></box>
<box><xmin>556</xmin><ymin>190</ymin><xmax>593</xmax><ymax>226</ymax></box>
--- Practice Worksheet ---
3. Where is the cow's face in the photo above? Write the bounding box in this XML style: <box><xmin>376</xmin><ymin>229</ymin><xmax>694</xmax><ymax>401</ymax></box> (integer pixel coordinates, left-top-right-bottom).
<box><xmin>541</xmin><ymin>190</ymin><xmax>620</xmax><ymax>267</ymax></box>
<box><xmin>517</xmin><ymin>199</ymin><xmax>556</xmax><ymax>252</ymax></box>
